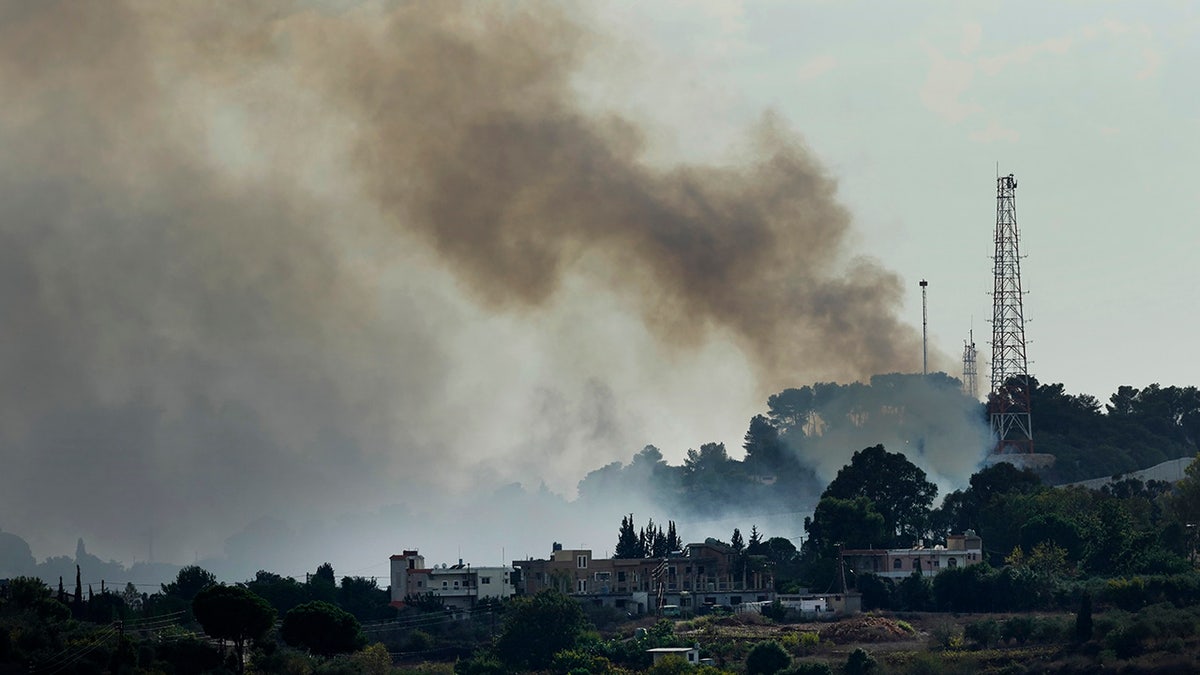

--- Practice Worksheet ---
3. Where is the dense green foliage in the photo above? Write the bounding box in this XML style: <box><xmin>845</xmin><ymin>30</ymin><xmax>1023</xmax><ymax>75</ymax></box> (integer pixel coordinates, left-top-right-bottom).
<box><xmin>745</xmin><ymin>639</ymin><xmax>791</xmax><ymax>674</ymax></box>
<box><xmin>192</xmin><ymin>583</ymin><xmax>276</xmax><ymax>672</ymax></box>
<box><xmin>282</xmin><ymin>600</ymin><xmax>367</xmax><ymax>656</ymax></box>
<box><xmin>493</xmin><ymin>589</ymin><xmax>590</xmax><ymax>670</ymax></box>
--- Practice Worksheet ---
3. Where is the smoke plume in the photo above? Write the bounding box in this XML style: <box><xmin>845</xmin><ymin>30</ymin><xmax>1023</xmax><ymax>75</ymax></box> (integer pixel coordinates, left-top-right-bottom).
<box><xmin>0</xmin><ymin>1</ymin><xmax>949</xmax><ymax>572</ymax></box>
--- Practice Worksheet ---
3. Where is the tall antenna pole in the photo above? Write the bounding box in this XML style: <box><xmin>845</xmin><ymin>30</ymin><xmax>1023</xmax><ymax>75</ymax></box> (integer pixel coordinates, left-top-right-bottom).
<box><xmin>988</xmin><ymin>173</ymin><xmax>1033</xmax><ymax>453</ymax></box>
<box><xmin>962</xmin><ymin>328</ymin><xmax>978</xmax><ymax>399</ymax></box>
<box><xmin>919</xmin><ymin>280</ymin><xmax>928</xmax><ymax>376</ymax></box>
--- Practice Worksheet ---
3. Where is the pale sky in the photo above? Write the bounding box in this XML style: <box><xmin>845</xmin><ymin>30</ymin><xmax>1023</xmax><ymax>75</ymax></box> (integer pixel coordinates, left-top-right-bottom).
<box><xmin>582</xmin><ymin>0</ymin><xmax>1200</xmax><ymax>403</ymax></box>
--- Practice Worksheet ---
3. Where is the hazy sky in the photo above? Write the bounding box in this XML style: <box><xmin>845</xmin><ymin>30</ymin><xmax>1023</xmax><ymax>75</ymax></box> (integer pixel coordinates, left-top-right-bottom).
<box><xmin>1</xmin><ymin>1</ymin><xmax>1195</xmax><ymax>576</ymax></box>
<box><xmin>587</xmin><ymin>1</ymin><xmax>1200</xmax><ymax>401</ymax></box>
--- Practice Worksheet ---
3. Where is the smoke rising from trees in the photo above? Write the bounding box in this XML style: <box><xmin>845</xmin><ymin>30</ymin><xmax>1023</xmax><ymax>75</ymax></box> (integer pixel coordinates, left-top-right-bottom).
<box><xmin>0</xmin><ymin>1</ymin><xmax>954</xmax><ymax>570</ymax></box>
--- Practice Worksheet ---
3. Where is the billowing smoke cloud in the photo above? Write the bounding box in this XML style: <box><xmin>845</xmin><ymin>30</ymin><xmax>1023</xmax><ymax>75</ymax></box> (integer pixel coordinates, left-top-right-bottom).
<box><xmin>0</xmin><ymin>1</ymin><xmax>953</xmax><ymax>574</ymax></box>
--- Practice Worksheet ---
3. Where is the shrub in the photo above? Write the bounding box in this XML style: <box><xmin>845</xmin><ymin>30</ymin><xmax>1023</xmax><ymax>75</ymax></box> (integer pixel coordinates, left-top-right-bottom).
<box><xmin>746</xmin><ymin>640</ymin><xmax>791</xmax><ymax>675</ymax></box>
<box><xmin>1030</xmin><ymin>616</ymin><xmax>1067</xmax><ymax>643</ymax></box>
<box><xmin>843</xmin><ymin>647</ymin><xmax>878</xmax><ymax>675</ymax></box>
<box><xmin>551</xmin><ymin>648</ymin><xmax>612</xmax><ymax>674</ymax></box>
<box><xmin>453</xmin><ymin>650</ymin><xmax>506</xmax><ymax>675</ymax></box>
<box><xmin>406</xmin><ymin>629</ymin><xmax>435</xmax><ymax>652</ymax></box>
<box><xmin>905</xmin><ymin>651</ymin><xmax>946</xmax><ymax>675</ymax></box>
<box><xmin>645</xmin><ymin>657</ymin><xmax>684</xmax><ymax>675</ymax></box>
<box><xmin>928</xmin><ymin>622</ymin><xmax>963</xmax><ymax>650</ymax></box>
<box><xmin>1000</xmin><ymin>616</ymin><xmax>1034</xmax><ymax>645</ymax></box>
<box><xmin>963</xmin><ymin>618</ymin><xmax>1000</xmax><ymax>648</ymax></box>
<box><xmin>782</xmin><ymin>662</ymin><xmax>833</xmax><ymax>675</ymax></box>
<box><xmin>797</xmin><ymin>631</ymin><xmax>820</xmax><ymax>655</ymax></box>
<box><xmin>1104</xmin><ymin>624</ymin><xmax>1145</xmax><ymax>659</ymax></box>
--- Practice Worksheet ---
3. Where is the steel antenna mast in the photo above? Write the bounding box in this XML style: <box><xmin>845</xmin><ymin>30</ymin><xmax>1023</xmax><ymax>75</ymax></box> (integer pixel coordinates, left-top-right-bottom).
<box><xmin>987</xmin><ymin>173</ymin><xmax>1033</xmax><ymax>453</ymax></box>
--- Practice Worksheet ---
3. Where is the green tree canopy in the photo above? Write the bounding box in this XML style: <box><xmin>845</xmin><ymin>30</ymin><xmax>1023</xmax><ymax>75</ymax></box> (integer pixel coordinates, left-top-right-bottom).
<box><xmin>1166</xmin><ymin>453</ymin><xmax>1200</xmax><ymax>526</ymax></box>
<box><xmin>338</xmin><ymin>576</ymin><xmax>392</xmax><ymax>621</ymax></box>
<box><xmin>822</xmin><ymin>444</ymin><xmax>936</xmax><ymax>546</ymax></box>
<box><xmin>245</xmin><ymin>570</ymin><xmax>309</xmax><ymax>615</ymax></box>
<box><xmin>282</xmin><ymin>600</ymin><xmax>366</xmax><ymax>656</ymax></box>
<box><xmin>745</xmin><ymin>640</ymin><xmax>791</xmax><ymax>674</ymax></box>
<box><xmin>805</xmin><ymin>496</ymin><xmax>887</xmax><ymax>556</ymax></box>
<box><xmin>494</xmin><ymin>589</ymin><xmax>590</xmax><ymax>670</ymax></box>
<box><xmin>743</xmin><ymin>414</ymin><xmax>787</xmax><ymax>473</ymax></box>
<box><xmin>161</xmin><ymin>565</ymin><xmax>216</xmax><ymax>602</ymax></box>
<box><xmin>193</xmin><ymin>584</ymin><xmax>276</xmax><ymax>673</ymax></box>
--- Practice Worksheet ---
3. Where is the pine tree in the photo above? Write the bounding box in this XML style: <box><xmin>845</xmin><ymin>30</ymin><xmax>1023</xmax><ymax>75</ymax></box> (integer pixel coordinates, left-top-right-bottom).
<box><xmin>749</xmin><ymin>525</ymin><xmax>763</xmax><ymax>549</ymax></box>
<box><xmin>731</xmin><ymin>528</ymin><xmax>745</xmax><ymax>553</ymax></box>
<box><xmin>615</xmin><ymin>514</ymin><xmax>640</xmax><ymax>558</ymax></box>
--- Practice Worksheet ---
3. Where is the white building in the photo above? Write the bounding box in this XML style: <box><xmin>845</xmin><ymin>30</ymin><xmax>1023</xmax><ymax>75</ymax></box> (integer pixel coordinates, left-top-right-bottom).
<box><xmin>389</xmin><ymin>550</ymin><xmax>515</xmax><ymax>610</ymax></box>
<box><xmin>647</xmin><ymin>646</ymin><xmax>701</xmax><ymax>666</ymax></box>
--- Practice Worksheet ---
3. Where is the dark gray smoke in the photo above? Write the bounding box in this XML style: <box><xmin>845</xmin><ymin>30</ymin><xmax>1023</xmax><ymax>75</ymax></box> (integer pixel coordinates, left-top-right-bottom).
<box><xmin>0</xmin><ymin>1</ymin><xmax>949</xmax><ymax>572</ymax></box>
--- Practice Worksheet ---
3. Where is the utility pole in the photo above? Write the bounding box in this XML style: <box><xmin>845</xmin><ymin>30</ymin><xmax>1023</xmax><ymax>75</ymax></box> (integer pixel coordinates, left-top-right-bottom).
<box><xmin>988</xmin><ymin>173</ymin><xmax>1033</xmax><ymax>453</ymax></box>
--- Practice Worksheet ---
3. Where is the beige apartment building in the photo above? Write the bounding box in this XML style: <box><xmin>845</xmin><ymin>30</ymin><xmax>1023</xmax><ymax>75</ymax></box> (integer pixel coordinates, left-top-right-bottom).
<box><xmin>513</xmin><ymin>540</ymin><xmax>773</xmax><ymax>614</ymax></box>
<box><xmin>841</xmin><ymin>531</ymin><xmax>985</xmax><ymax>581</ymax></box>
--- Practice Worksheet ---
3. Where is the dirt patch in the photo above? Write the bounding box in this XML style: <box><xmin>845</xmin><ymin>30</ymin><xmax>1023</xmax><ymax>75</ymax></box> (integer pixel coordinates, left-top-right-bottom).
<box><xmin>818</xmin><ymin>615</ymin><xmax>916</xmax><ymax>644</ymax></box>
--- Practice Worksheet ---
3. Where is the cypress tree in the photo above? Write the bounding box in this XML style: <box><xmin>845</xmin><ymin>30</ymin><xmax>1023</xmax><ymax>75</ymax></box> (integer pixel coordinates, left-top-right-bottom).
<box><xmin>666</xmin><ymin>520</ymin><xmax>681</xmax><ymax>552</ymax></box>
<box><xmin>74</xmin><ymin>565</ymin><xmax>82</xmax><ymax>607</ymax></box>
<box><xmin>615</xmin><ymin>514</ymin><xmax>640</xmax><ymax>559</ymax></box>
<box><xmin>1075</xmin><ymin>592</ymin><xmax>1093</xmax><ymax>642</ymax></box>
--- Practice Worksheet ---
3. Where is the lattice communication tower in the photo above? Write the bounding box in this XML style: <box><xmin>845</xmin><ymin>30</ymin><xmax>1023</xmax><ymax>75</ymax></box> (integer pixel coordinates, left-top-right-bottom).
<box><xmin>962</xmin><ymin>329</ymin><xmax>978</xmax><ymax>400</ymax></box>
<box><xmin>988</xmin><ymin>174</ymin><xmax>1033</xmax><ymax>453</ymax></box>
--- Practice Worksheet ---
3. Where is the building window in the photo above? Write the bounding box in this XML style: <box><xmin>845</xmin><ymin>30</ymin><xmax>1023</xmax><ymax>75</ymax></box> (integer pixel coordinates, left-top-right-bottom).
<box><xmin>577</xmin><ymin>555</ymin><xmax>588</xmax><ymax>569</ymax></box>
<box><xmin>594</xmin><ymin>571</ymin><xmax>611</xmax><ymax>582</ymax></box>
<box><xmin>442</xmin><ymin>581</ymin><xmax>448</xmax><ymax>588</ymax></box>
<box><xmin>454</xmin><ymin>581</ymin><xmax>459</xmax><ymax>588</ymax></box>
<box><xmin>481</xmin><ymin>577</ymin><xmax>491</xmax><ymax>584</ymax></box>
<box><xmin>893</xmin><ymin>559</ymin><xmax>902</xmax><ymax>570</ymax></box>
<box><xmin>617</xmin><ymin>571</ymin><xmax>626</xmax><ymax>582</ymax></box>
<box><xmin>577</xmin><ymin>579</ymin><xmax>586</xmax><ymax>593</ymax></box>
<box><xmin>932</xmin><ymin>560</ymin><xmax>940</xmax><ymax>568</ymax></box>
<box><xmin>417</xmin><ymin>581</ymin><xmax>424</xmax><ymax>588</ymax></box>
<box><xmin>948</xmin><ymin>558</ymin><xmax>958</xmax><ymax>568</ymax></box>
